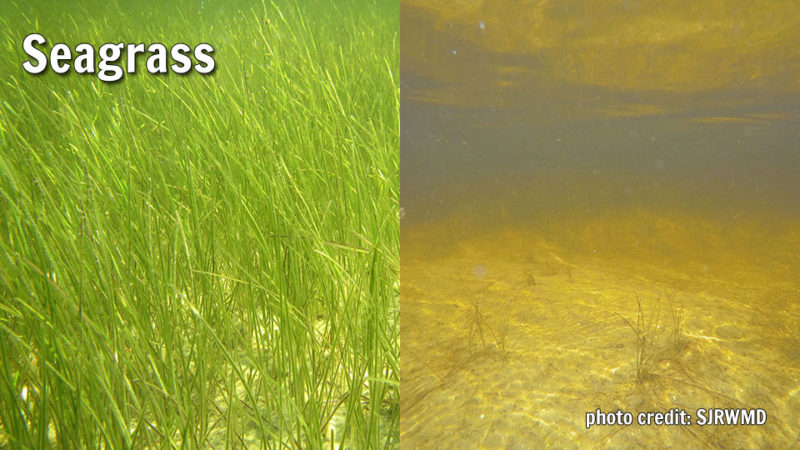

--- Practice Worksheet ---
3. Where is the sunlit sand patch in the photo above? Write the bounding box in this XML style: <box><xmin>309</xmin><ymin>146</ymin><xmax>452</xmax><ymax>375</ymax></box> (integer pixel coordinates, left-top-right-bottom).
<box><xmin>401</xmin><ymin>211</ymin><xmax>800</xmax><ymax>447</ymax></box>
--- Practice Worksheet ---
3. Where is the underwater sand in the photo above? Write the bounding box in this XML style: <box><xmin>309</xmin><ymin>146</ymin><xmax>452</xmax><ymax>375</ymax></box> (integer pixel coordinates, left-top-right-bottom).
<box><xmin>400</xmin><ymin>210</ymin><xmax>800</xmax><ymax>448</ymax></box>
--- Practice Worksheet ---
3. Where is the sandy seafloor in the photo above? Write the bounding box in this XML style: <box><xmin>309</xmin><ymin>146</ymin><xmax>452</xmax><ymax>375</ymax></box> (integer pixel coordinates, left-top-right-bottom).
<box><xmin>400</xmin><ymin>209</ymin><xmax>800</xmax><ymax>448</ymax></box>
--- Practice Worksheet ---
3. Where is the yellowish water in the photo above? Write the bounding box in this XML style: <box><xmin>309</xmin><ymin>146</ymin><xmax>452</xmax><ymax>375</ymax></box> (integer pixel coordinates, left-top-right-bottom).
<box><xmin>400</xmin><ymin>0</ymin><xmax>800</xmax><ymax>446</ymax></box>
<box><xmin>401</xmin><ymin>209</ymin><xmax>800</xmax><ymax>447</ymax></box>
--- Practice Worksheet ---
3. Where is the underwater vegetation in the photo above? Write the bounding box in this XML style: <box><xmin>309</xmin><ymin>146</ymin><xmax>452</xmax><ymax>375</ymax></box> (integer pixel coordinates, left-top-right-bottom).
<box><xmin>0</xmin><ymin>0</ymin><xmax>398</xmax><ymax>447</ymax></box>
<box><xmin>467</xmin><ymin>294</ymin><xmax>509</xmax><ymax>360</ymax></box>
<box><xmin>616</xmin><ymin>292</ymin><xmax>685</xmax><ymax>384</ymax></box>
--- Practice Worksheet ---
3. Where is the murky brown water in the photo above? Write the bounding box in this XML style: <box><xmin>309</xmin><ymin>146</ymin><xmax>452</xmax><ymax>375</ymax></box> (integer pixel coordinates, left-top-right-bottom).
<box><xmin>400</xmin><ymin>1</ymin><xmax>800</xmax><ymax>447</ymax></box>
